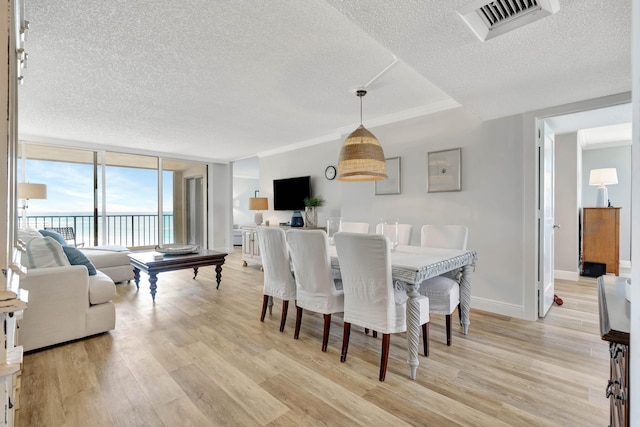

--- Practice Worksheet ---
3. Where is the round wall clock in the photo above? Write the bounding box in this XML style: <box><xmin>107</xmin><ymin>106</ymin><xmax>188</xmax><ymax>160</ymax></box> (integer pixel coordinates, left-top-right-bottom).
<box><xmin>325</xmin><ymin>165</ymin><xmax>337</xmax><ymax>180</ymax></box>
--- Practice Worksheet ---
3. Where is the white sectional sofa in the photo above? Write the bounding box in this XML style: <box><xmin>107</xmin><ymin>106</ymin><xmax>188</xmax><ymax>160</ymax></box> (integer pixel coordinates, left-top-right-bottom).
<box><xmin>19</xmin><ymin>265</ymin><xmax>116</xmax><ymax>352</ymax></box>
<box><xmin>81</xmin><ymin>246</ymin><xmax>135</xmax><ymax>283</ymax></box>
<box><xmin>17</xmin><ymin>228</ymin><xmax>118</xmax><ymax>351</ymax></box>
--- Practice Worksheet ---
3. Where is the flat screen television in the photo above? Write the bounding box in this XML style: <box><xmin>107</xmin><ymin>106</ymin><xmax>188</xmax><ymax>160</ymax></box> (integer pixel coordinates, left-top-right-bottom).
<box><xmin>273</xmin><ymin>176</ymin><xmax>311</xmax><ymax>211</ymax></box>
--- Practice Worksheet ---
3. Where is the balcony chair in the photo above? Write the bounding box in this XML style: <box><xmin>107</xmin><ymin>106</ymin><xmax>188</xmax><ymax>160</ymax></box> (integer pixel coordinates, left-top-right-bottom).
<box><xmin>44</xmin><ymin>226</ymin><xmax>83</xmax><ymax>247</ymax></box>
<box><xmin>256</xmin><ymin>227</ymin><xmax>296</xmax><ymax>332</ymax></box>
<box><xmin>419</xmin><ymin>225</ymin><xmax>468</xmax><ymax>346</ymax></box>
<box><xmin>286</xmin><ymin>229</ymin><xmax>344</xmax><ymax>351</ymax></box>
<box><xmin>375</xmin><ymin>223</ymin><xmax>412</xmax><ymax>246</ymax></box>
<box><xmin>334</xmin><ymin>232</ymin><xmax>429</xmax><ymax>381</ymax></box>
<box><xmin>340</xmin><ymin>221</ymin><xmax>370</xmax><ymax>234</ymax></box>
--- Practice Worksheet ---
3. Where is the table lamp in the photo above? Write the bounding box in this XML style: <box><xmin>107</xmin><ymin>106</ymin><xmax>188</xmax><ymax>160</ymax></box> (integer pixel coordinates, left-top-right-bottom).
<box><xmin>589</xmin><ymin>168</ymin><xmax>617</xmax><ymax>207</ymax></box>
<box><xmin>248</xmin><ymin>191</ymin><xmax>268</xmax><ymax>225</ymax></box>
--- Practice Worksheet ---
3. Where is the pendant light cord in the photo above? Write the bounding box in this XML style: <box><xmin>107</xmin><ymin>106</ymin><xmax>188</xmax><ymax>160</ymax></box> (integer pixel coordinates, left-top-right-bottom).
<box><xmin>356</xmin><ymin>89</ymin><xmax>367</xmax><ymax>125</ymax></box>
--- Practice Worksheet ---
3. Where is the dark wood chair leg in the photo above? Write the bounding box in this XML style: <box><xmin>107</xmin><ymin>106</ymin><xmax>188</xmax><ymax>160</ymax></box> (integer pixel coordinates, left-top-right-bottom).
<box><xmin>379</xmin><ymin>334</ymin><xmax>391</xmax><ymax>381</ymax></box>
<box><xmin>364</xmin><ymin>328</ymin><xmax>369</xmax><ymax>335</ymax></box>
<box><xmin>458</xmin><ymin>303</ymin><xmax>462</xmax><ymax>325</ymax></box>
<box><xmin>340</xmin><ymin>322</ymin><xmax>351</xmax><ymax>362</ymax></box>
<box><xmin>260</xmin><ymin>295</ymin><xmax>269</xmax><ymax>322</ymax></box>
<box><xmin>422</xmin><ymin>322</ymin><xmax>430</xmax><ymax>357</ymax></box>
<box><xmin>372</xmin><ymin>331</ymin><xmax>378</xmax><ymax>338</ymax></box>
<box><xmin>322</xmin><ymin>314</ymin><xmax>331</xmax><ymax>352</ymax></box>
<box><xmin>294</xmin><ymin>306</ymin><xmax>303</xmax><ymax>339</ymax></box>
<box><xmin>446</xmin><ymin>314</ymin><xmax>452</xmax><ymax>346</ymax></box>
<box><xmin>280</xmin><ymin>300</ymin><xmax>289</xmax><ymax>332</ymax></box>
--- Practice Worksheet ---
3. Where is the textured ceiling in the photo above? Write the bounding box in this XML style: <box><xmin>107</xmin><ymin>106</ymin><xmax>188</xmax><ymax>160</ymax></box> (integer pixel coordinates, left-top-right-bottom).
<box><xmin>18</xmin><ymin>0</ymin><xmax>632</xmax><ymax>163</ymax></box>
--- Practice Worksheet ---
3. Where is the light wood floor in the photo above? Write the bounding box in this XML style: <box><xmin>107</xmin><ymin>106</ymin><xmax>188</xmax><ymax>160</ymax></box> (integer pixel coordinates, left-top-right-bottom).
<box><xmin>16</xmin><ymin>251</ymin><xmax>610</xmax><ymax>426</ymax></box>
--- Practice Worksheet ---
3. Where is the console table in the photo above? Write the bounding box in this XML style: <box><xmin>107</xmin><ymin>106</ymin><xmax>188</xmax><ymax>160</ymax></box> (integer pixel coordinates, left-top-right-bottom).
<box><xmin>598</xmin><ymin>275</ymin><xmax>630</xmax><ymax>426</ymax></box>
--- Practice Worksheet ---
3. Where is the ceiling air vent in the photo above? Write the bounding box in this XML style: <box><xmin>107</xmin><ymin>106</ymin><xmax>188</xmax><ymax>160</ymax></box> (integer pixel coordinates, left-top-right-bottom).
<box><xmin>457</xmin><ymin>0</ymin><xmax>559</xmax><ymax>42</ymax></box>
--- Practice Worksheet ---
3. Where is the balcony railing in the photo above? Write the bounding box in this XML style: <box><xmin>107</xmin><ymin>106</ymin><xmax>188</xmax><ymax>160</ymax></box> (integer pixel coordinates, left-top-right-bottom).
<box><xmin>18</xmin><ymin>214</ymin><xmax>175</xmax><ymax>248</ymax></box>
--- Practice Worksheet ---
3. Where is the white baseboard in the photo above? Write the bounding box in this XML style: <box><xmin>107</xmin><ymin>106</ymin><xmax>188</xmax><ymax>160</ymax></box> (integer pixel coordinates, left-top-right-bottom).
<box><xmin>471</xmin><ymin>297</ymin><xmax>525</xmax><ymax>319</ymax></box>
<box><xmin>619</xmin><ymin>260</ymin><xmax>631</xmax><ymax>278</ymax></box>
<box><xmin>554</xmin><ymin>270</ymin><xmax>579</xmax><ymax>281</ymax></box>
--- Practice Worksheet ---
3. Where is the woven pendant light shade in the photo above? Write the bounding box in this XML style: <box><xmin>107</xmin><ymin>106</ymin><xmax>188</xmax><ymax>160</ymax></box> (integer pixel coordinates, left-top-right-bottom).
<box><xmin>337</xmin><ymin>125</ymin><xmax>387</xmax><ymax>181</ymax></box>
<box><xmin>337</xmin><ymin>89</ymin><xmax>387</xmax><ymax>182</ymax></box>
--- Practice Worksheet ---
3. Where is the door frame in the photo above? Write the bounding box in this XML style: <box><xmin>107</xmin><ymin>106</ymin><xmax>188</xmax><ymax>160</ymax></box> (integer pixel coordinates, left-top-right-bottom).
<box><xmin>523</xmin><ymin>92</ymin><xmax>631</xmax><ymax>321</ymax></box>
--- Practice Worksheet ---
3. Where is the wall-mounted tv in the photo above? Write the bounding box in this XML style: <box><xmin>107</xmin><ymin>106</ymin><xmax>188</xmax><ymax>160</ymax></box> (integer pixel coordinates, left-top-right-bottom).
<box><xmin>273</xmin><ymin>176</ymin><xmax>311</xmax><ymax>211</ymax></box>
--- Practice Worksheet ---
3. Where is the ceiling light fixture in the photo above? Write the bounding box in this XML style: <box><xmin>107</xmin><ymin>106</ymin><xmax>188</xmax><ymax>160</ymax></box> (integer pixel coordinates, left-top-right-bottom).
<box><xmin>337</xmin><ymin>89</ymin><xmax>387</xmax><ymax>182</ymax></box>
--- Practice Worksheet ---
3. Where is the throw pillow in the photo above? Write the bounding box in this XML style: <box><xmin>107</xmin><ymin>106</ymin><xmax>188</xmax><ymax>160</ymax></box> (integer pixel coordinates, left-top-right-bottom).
<box><xmin>17</xmin><ymin>228</ymin><xmax>42</xmax><ymax>243</ymax></box>
<box><xmin>39</xmin><ymin>229</ymin><xmax>68</xmax><ymax>246</ymax></box>
<box><xmin>24</xmin><ymin>237</ymin><xmax>71</xmax><ymax>269</ymax></box>
<box><xmin>62</xmin><ymin>246</ymin><xmax>97</xmax><ymax>276</ymax></box>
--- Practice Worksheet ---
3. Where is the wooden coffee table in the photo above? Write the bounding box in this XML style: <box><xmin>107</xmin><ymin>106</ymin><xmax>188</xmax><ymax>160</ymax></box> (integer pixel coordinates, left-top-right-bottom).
<box><xmin>129</xmin><ymin>249</ymin><xmax>227</xmax><ymax>301</ymax></box>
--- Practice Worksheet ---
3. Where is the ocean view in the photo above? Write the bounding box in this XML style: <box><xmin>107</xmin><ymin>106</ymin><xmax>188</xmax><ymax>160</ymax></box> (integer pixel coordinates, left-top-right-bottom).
<box><xmin>21</xmin><ymin>212</ymin><xmax>175</xmax><ymax>247</ymax></box>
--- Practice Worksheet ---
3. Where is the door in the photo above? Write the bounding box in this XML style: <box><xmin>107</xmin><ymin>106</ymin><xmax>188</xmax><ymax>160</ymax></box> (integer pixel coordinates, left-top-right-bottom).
<box><xmin>538</xmin><ymin>120</ymin><xmax>555</xmax><ymax>317</ymax></box>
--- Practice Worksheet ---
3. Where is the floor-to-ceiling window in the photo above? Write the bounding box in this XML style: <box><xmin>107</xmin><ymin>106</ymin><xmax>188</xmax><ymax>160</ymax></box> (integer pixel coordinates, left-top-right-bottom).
<box><xmin>18</xmin><ymin>142</ymin><xmax>207</xmax><ymax>249</ymax></box>
<box><xmin>17</xmin><ymin>144</ymin><xmax>95</xmax><ymax>241</ymax></box>
<box><xmin>102</xmin><ymin>152</ymin><xmax>159</xmax><ymax>247</ymax></box>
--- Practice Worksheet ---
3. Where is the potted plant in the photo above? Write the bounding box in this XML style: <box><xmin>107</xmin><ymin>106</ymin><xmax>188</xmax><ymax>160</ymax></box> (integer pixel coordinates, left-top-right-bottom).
<box><xmin>303</xmin><ymin>196</ymin><xmax>324</xmax><ymax>228</ymax></box>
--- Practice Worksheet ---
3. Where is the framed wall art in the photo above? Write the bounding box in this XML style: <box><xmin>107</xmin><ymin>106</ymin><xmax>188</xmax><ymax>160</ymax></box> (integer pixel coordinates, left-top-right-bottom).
<box><xmin>375</xmin><ymin>157</ymin><xmax>401</xmax><ymax>195</ymax></box>
<box><xmin>427</xmin><ymin>148</ymin><xmax>461</xmax><ymax>192</ymax></box>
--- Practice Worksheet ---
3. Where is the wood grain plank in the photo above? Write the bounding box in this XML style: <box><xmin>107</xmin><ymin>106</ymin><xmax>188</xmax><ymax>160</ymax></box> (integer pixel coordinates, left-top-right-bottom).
<box><xmin>15</xmin><ymin>251</ymin><xmax>610</xmax><ymax>426</ymax></box>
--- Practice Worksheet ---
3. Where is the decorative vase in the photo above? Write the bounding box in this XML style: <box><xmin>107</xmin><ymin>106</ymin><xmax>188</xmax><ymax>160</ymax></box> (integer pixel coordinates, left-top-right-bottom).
<box><xmin>305</xmin><ymin>206</ymin><xmax>318</xmax><ymax>228</ymax></box>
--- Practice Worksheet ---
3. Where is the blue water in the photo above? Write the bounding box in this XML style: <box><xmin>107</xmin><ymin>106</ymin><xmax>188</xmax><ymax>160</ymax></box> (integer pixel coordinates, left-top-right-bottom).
<box><xmin>23</xmin><ymin>212</ymin><xmax>175</xmax><ymax>247</ymax></box>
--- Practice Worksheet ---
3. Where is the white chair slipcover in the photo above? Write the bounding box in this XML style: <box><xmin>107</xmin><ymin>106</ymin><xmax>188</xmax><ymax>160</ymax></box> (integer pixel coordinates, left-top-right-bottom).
<box><xmin>286</xmin><ymin>229</ymin><xmax>344</xmax><ymax>351</ymax></box>
<box><xmin>256</xmin><ymin>227</ymin><xmax>297</xmax><ymax>332</ymax></box>
<box><xmin>375</xmin><ymin>223</ymin><xmax>412</xmax><ymax>246</ymax></box>
<box><xmin>420</xmin><ymin>225</ymin><xmax>468</xmax><ymax>250</ymax></box>
<box><xmin>340</xmin><ymin>221</ymin><xmax>370</xmax><ymax>234</ymax></box>
<box><xmin>419</xmin><ymin>224</ymin><xmax>469</xmax><ymax>346</ymax></box>
<box><xmin>334</xmin><ymin>232</ymin><xmax>429</xmax><ymax>381</ymax></box>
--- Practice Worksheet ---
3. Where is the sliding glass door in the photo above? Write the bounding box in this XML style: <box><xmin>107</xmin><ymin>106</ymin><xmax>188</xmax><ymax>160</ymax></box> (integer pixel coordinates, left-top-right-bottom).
<box><xmin>18</xmin><ymin>142</ymin><xmax>207</xmax><ymax>249</ymax></box>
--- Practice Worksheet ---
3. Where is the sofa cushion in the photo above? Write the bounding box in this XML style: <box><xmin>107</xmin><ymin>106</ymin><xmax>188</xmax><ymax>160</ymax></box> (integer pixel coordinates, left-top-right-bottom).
<box><xmin>39</xmin><ymin>229</ymin><xmax>68</xmax><ymax>246</ymax></box>
<box><xmin>24</xmin><ymin>237</ymin><xmax>71</xmax><ymax>269</ymax></box>
<box><xmin>62</xmin><ymin>246</ymin><xmax>97</xmax><ymax>275</ymax></box>
<box><xmin>81</xmin><ymin>247</ymin><xmax>130</xmax><ymax>269</ymax></box>
<box><xmin>17</xmin><ymin>228</ymin><xmax>42</xmax><ymax>243</ymax></box>
<box><xmin>88</xmin><ymin>270</ymin><xmax>117</xmax><ymax>305</ymax></box>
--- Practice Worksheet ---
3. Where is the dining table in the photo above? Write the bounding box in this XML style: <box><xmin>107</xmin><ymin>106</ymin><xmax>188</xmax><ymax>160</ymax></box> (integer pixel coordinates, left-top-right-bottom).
<box><xmin>328</xmin><ymin>244</ymin><xmax>478</xmax><ymax>380</ymax></box>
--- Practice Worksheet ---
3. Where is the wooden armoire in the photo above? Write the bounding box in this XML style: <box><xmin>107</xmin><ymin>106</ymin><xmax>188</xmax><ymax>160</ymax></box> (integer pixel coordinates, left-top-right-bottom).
<box><xmin>582</xmin><ymin>207</ymin><xmax>620</xmax><ymax>276</ymax></box>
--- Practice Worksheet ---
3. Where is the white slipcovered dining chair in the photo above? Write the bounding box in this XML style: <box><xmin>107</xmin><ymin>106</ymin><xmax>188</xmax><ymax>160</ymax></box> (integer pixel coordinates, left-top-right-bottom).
<box><xmin>340</xmin><ymin>222</ymin><xmax>370</xmax><ymax>234</ymax></box>
<box><xmin>419</xmin><ymin>224</ymin><xmax>468</xmax><ymax>346</ymax></box>
<box><xmin>375</xmin><ymin>223</ymin><xmax>412</xmax><ymax>246</ymax></box>
<box><xmin>286</xmin><ymin>229</ymin><xmax>344</xmax><ymax>351</ymax></box>
<box><xmin>256</xmin><ymin>227</ymin><xmax>296</xmax><ymax>332</ymax></box>
<box><xmin>334</xmin><ymin>232</ymin><xmax>429</xmax><ymax>381</ymax></box>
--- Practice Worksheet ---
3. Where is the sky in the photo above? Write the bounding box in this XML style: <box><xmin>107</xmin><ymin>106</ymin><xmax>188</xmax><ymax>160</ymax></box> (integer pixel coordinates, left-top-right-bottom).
<box><xmin>20</xmin><ymin>159</ymin><xmax>174</xmax><ymax>214</ymax></box>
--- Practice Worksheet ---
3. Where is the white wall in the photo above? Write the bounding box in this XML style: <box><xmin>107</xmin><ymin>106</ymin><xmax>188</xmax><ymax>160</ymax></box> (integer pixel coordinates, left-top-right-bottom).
<box><xmin>554</xmin><ymin>132</ymin><xmax>580</xmax><ymax>279</ymax></box>
<box><xmin>261</xmin><ymin>107</ymin><xmax>528</xmax><ymax>318</ymax></box>
<box><xmin>259</xmin><ymin>139</ymin><xmax>344</xmax><ymax>227</ymax></box>
<box><xmin>581</xmin><ymin>145</ymin><xmax>632</xmax><ymax>262</ymax></box>
<box><xmin>233</xmin><ymin>176</ymin><xmax>260</xmax><ymax>226</ymax></box>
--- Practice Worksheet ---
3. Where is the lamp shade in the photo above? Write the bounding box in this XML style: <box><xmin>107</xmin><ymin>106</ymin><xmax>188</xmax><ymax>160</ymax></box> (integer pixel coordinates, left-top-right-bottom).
<box><xmin>337</xmin><ymin>125</ymin><xmax>387</xmax><ymax>181</ymax></box>
<box><xmin>248</xmin><ymin>197</ymin><xmax>268</xmax><ymax>211</ymax></box>
<box><xmin>589</xmin><ymin>168</ymin><xmax>618</xmax><ymax>186</ymax></box>
<box><xmin>18</xmin><ymin>183</ymin><xmax>47</xmax><ymax>199</ymax></box>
